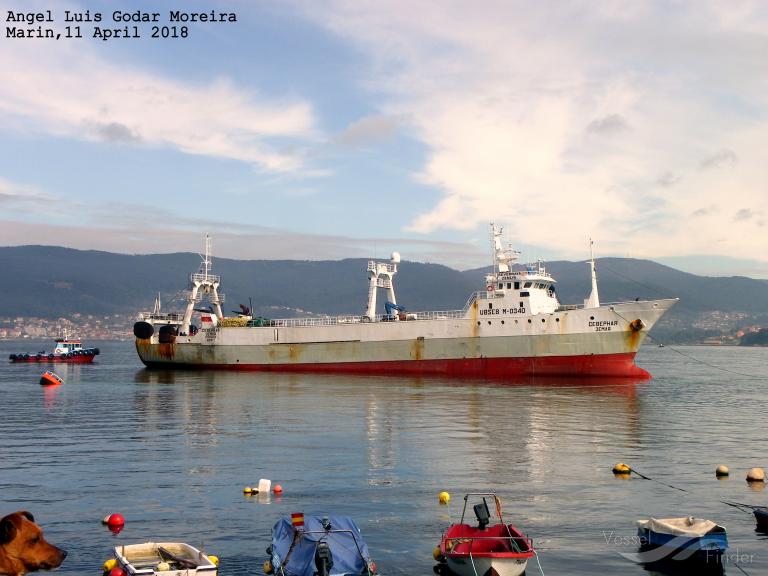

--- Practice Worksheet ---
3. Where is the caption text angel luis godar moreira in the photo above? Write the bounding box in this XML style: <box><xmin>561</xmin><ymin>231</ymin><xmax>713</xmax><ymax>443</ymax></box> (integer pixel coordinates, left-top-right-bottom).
<box><xmin>6</xmin><ymin>9</ymin><xmax>237</xmax><ymax>41</ymax></box>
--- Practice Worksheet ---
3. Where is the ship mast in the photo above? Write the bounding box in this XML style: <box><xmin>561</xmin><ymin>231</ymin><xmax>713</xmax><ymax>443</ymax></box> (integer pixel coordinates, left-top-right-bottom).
<box><xmin>486</xmin><ymin>223</ymin><xmax>519</xmax><ymax>287</ymax></box>
<box><xmin>181</xmin><ymin>234</ymin><xmax>225</xmax><ymax>334</ymax></box>
<box><xmin>584</xmin><ymin>238</ymin><xmax>600</xmax><ymax>308</ymax></box>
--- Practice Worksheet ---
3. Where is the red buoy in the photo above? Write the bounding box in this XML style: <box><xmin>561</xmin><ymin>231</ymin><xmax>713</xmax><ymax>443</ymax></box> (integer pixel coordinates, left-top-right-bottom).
<box><xmin>106</xmin><ymin>513</ymin><xmax>125</xmax><ymax>529</ymax></box>
<box><xmin>273</xmin><ymin>484</ymin><xmax>283</xmax><ymax>494</ymax></box>
<box><xmin>108</xmin><ymin>568</ymin><xmax>126</xmax><ymax>576</ymax></box>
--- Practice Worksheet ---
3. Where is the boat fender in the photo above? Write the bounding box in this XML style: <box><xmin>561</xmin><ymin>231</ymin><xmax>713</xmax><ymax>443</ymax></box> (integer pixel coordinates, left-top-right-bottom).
<box><xmin>133</xmin><ymin>321</ymin><xmax>154</xmax><ymax>339</ymax></box>
<box><xmin>107</xmin><ymin>568</ymin><xmax>126</xmax><ymax>576</ymax></box>
<box><xmin>433</xmin><ymin>546</ymin><xmax>445</xmax><ymax>562</ymax></box>
<box><xmin>629</xmin><ymin>319</ymin><xmax>645</xmax><ymax>332</ymax></box>
<box><xmin>101</xmin><ymin>558</ymin><xmax>117</xmax><ymax>572</ymax></box>
<box><xmin>158</xmin><ymin>324</ymin><xmax>178</xmax><ymax>344</ymax></box>
<box><xmin>207</xmin><ymin>555</ymin><xmax>219</xmax><ymax>567</ymax></box>
<box><xmin>263</xmin><ymin>559</ymin><xmax>274</xmax><ymax>574</ymax></box>
<box><xmin>156</xmin><ymin>562</ymin><xmax>170</xmax><ymax>571</ymax></box>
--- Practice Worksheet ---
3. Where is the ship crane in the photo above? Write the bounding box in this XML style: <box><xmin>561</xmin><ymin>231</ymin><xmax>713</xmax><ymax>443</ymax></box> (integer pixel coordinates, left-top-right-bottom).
<box><xmin>364</xmin><ymin>252</ymin><xmax>400</xmax><ymax>320</ymax></box>
<box><xmin>181</xmin><ymin>234</ymin><xmax>225</xmax><ymax>334</ymax></box>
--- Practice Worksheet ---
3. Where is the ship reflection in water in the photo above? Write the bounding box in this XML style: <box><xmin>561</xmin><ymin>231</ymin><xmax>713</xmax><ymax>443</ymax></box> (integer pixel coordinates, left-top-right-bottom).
<box><xmin>132</xmin><ymin>368</ymin><xmax>644</xmax><ymax>494</ymax></box>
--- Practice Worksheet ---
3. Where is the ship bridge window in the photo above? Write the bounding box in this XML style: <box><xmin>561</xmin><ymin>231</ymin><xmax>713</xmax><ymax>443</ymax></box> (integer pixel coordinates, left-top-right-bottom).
<box><xmin>498</xmin><ymin>283</ymin><xmax>503</xmax><ymax>289</ymax></box>
<box><xmin>520</xmin><ymin>291</ymin><xmax>530</xmax><ymax>297</ymax></box>
<box><xmin>514</xmin><ymin>282</ymin><xmax>520</xmax><ymax>289</ymax></box>
<box><xmin>523</xmin><ymin>282</ymin><xmax>532</xmax><ymax>288</ymax></box>
<box><xmin>507</xmin><ymin>283</ymin><xmax>512</xmax><ymax>289</ymax></box>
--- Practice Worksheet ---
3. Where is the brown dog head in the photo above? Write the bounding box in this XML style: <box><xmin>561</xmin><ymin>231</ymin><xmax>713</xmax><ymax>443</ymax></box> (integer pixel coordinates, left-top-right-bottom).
<box><xmin>0</xmin><ymin>512</ymin><xmax>67</xmax><ymax>576</ymax></box>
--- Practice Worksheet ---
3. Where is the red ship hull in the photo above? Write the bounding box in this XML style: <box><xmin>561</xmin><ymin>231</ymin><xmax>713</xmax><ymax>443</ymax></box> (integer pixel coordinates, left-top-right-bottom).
<box><xmin>10</xmin><ymin>353</ymin><xmax>97</xmax><ymax>364</ymax></box>
<box><xmin>141</xmin><ymin>351</ymin><xmax>650</xmax><ymax>378</ymax></box>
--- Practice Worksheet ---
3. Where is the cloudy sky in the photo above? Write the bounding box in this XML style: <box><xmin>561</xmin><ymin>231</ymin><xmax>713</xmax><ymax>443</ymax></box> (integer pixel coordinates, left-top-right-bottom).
<box><xmin>2</xmin><ymin>0</ymin><xmax>767</xmax><ymax>277</ymax></box>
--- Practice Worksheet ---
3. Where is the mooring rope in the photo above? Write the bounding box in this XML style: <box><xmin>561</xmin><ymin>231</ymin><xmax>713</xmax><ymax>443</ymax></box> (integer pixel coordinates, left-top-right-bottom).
<box><xmin>627</xmin><ymin>466</ymin><xmax>768</xmax><ymax>517</ymax></box>
<box><xmin>609</xmin><ymin>308</ymin><xmax>764</xmax><ymax>379</ymax></box>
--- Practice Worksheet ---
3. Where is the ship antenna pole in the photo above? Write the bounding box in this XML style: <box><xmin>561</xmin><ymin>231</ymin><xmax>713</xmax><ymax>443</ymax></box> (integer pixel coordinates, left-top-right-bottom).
<box><xmin>584</xmin><ymin>237</ymin><xmax>600</xmax><ymax>308</ymax></box>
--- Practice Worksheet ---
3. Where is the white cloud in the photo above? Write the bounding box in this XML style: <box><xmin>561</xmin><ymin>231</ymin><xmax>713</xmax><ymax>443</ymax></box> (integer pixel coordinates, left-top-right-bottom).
<box><xmin>298</xmin><ymin>0</ymin><xmax>768</xmax><ymax>262</ymax></box>
<box><xmin>0</xmin><ymin>177</ymin><xmax>55</xmax><ymax>204</ymax></box>
<box><xmin>0</xmin><ymin>38</ymin><xmax>315</xmax><ymax>171</ymax></box>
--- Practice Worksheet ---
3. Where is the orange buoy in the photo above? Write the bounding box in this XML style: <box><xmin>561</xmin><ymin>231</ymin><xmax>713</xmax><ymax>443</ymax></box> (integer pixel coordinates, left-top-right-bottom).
<box><xmin>612</xmin><ymin>463</ymin><xmax>631</xmax><ymax>475</ymax></box>
<box><xmin>273</xmin><ymin>484</ymin><xmax>283</xmax><ymax>494</ymax></box>
<box><xmin>747</xmin><ymin>467</ymin><xmax>766</xmax><ymax>482</ymax></box>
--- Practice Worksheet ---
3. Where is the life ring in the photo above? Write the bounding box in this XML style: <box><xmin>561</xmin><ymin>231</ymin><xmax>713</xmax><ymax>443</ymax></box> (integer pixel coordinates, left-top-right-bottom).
<box><xmin>629</xmin><ymin>319</ymin><xmax>645</xmax><ymax>332</ymax></box>
<box><xmin>486</xmin><ymin>284</ymin><xmax>495</xmax><ymax>292</ymax></box>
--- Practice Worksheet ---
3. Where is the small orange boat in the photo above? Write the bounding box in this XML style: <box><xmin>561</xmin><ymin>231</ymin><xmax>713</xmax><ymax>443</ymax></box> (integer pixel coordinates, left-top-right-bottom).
<box><xmin>39</xmin><ymin>371</ymin><xmax>63</xmax><ymax>386</ymax></box>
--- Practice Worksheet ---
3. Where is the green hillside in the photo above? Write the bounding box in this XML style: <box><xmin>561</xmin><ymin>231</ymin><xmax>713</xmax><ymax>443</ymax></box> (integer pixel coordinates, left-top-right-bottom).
<box><xmin>1</xmin><ymin>246</ymin><xmax>766</xmax><ymax>343</ymax></box>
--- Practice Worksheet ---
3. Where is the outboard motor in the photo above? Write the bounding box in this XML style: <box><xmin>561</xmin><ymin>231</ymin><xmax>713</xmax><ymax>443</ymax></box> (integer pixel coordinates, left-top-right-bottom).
<box><xmin>474</xmin><ymin>501</ymin><xmax>490</xmax><ymax>530</ymax></box>
<box><xmin>314</xmin><ymin>541</ymin><xmax>333</xmax><ymax>576</ymax></box>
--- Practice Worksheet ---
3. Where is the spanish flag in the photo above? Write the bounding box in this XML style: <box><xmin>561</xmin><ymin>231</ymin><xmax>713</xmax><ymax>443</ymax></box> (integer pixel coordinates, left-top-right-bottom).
<box><xmin>291</xmin><ymin>513</ymin><xmax>304</xmax><ymax>528</ymax></box>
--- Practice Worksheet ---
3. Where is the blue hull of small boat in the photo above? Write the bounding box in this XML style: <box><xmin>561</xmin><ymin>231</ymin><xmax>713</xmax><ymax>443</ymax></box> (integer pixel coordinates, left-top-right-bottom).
<box><xmin>637</xmin><ymin>527</ymin><xmax>727</xmax><ymax>564</ymax></box>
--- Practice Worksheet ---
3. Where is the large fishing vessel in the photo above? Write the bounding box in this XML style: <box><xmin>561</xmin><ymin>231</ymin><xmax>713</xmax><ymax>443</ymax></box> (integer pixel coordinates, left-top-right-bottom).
<box><xmin>133</xmin><ymin>226</ymin><xmax>676</xmax><ymax>377</ymax></box>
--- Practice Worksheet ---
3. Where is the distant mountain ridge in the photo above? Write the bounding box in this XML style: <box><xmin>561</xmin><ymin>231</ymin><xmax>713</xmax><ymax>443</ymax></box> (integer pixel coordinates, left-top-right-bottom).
<box><xmin>1</xmin><ymin>245</ymin><xmax>766</xmax><ymax>343</ymax></box>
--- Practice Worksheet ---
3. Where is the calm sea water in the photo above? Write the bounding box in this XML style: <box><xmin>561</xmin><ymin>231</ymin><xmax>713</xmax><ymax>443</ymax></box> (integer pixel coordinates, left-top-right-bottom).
<box><xmin>1</xmin><ymin>341</ymin><xmax>767</xmax><ymax>576</ymax></box>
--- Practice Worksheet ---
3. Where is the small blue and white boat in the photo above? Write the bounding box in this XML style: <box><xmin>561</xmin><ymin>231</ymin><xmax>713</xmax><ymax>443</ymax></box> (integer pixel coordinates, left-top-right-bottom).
<box><xmin>636</xmin><ymin>517</ymin><xmax>728</xmax><ymax>565</ymax></box>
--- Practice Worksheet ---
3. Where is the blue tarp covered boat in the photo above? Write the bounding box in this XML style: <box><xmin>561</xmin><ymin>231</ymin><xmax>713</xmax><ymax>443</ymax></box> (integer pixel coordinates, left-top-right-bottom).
<box><xmin>266</xmin><ymin>514</ymin><xmax>378</xmax><ymax>576</ymax></box>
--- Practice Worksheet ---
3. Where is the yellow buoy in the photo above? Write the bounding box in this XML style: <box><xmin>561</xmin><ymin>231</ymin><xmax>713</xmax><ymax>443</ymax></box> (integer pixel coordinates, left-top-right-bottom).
<box><xmin>715</xmin><ymin>465</ymin><xmax>729</xmax><ymax>477</ymax></box>
<box><xmin>102</xmin><ymin>558</ymin><xmax>117</xmax><ymax>571</ymax></box>
<box><xmin>156</xmin><ymin>561</ymin><xmax>171</xmax><ymax>571</ymax></box>
<box><xmin>747</xmin><ymin>467</ymin><xmax>766</xmax><ymax>482</ymax></box>
<box><xmin>612</xmin><ymin>462</ymin><xmax>631</xmax><ymax>475</ymax></box>
<box><xmin>243</xmin><ymin>486</ymin><xmax>253</xmax><ymax>494</ymax></box>
<box><xmin>207</xmin><ymin>555</ymin><xmax>219</xmax><ymax>567</ymax></box>
<box><xmin>263</xmin><ymin>559</ymin><xmax>274</xmax><ymax>574</ymax></box>
<box><xmin>439</xmin><ymin>491</ymin><xmax>450</xmax><ymax>505</ymax></box>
